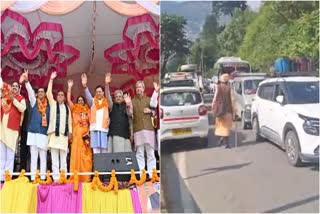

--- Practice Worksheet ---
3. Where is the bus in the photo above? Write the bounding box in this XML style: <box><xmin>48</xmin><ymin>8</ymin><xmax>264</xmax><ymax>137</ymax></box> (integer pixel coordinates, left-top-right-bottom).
<box><xmin>213</xmin><ymin>57</ymin><xmax>251</xmax><ymax>78</ymax></box>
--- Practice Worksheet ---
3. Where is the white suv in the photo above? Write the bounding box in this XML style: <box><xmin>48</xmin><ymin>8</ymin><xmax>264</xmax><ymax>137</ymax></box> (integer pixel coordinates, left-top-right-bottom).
<box><xmin>160</xmin><ymin>87</ymin><xmax>209</xmax><ymax>147</ymax></box>
<box><xmin>251</xmin><ymin>75</ymin><xmax>319</xmax><ymax>166</ymax></box>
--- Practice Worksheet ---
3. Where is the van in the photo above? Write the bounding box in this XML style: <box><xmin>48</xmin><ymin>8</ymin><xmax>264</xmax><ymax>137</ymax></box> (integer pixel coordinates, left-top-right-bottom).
<box><xmin>232</xmin><ymin>73</ymin><xmax>267</xmax><ymax>129</ymax></box>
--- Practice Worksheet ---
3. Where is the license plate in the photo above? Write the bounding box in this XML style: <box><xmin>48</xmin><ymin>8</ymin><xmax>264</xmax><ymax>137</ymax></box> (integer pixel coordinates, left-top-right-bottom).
<box><xmin>172</xmin><ymin>128</ymin><xmax>192</xmax><ymax>136</ymax></box>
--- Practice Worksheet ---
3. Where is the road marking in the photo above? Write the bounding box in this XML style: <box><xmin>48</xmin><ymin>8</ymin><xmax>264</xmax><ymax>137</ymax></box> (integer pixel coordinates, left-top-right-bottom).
<box><xmin>173</xmin><ymin>151</ymin><xmax>196</xmax><ymax>212</ymax></box>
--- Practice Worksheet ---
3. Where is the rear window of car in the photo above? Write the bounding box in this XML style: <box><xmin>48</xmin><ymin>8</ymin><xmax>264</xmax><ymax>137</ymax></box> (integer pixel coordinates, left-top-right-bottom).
<box><xmin>166</xmin><ymin>80</ymin><xmax>195</xmax><ymax>87</ymax></box>
<box><xmin>161</xmin><ymin>91</ymin><xmax>202</xmax><ymax>106</ymax></box>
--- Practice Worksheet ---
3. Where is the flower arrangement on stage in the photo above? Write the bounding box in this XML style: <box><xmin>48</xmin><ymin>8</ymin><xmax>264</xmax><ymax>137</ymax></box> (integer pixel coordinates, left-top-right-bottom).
<box><xmin>4</xmin><ymin>168</ymin><xmax>160</xmax><ymax>193</ymax></box>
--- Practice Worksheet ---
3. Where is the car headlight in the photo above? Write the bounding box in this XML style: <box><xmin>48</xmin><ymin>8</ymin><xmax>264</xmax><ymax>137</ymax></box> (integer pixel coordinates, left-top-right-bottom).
<box><xmin>298</xmin><ymin>114</ymin><xmax>320</xmax><ymax>136</ymax></box>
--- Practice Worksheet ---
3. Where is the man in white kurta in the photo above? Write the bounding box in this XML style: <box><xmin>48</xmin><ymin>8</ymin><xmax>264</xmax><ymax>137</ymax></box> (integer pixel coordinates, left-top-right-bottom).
<box><xmin>46</xmin><ymin>72</ymin><xmax>72</xmax><ymax>181</ymax></box>
<box><xmin>0</xmin><ymin>80</ymin><xmax>26</xmax><ymax>181</ymax></box>
<box><xmin>20</xmin><ymin>70</ymin><xmax>50</xmax><ymax>180</ymax></box>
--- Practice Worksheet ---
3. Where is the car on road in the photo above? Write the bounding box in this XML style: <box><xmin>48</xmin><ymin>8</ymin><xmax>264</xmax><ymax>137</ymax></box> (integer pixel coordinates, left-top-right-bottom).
<box><xmin>232</xmin><ymin>73</ymin><xmax>267</xmax><ymax>129</ymax></box>
<box><xmin>251</xmin><ymin>73</ymin><xmax>320</xmax><ymax>166</ymax></box>
<box><xmin>160</xmin><ymin>87</ymin><xmax>209</xmax><ymax>147</ymax></box>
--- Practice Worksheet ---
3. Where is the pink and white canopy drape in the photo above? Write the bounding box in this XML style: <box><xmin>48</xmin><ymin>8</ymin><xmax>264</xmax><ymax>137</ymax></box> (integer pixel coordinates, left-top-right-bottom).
<box><xmin>1</xmin><ymin>9</ymin><xmax>80</xmax><ymax>90</ymax></box>
<box><xmin>104</xmin><ymin>14</ymin><xmax>159</xmax><ymax>97</ymax></box>
<box><xmin>1</xmin><ymin>0</ymin><xmax>160</xmax><ymax>16</ymax></box>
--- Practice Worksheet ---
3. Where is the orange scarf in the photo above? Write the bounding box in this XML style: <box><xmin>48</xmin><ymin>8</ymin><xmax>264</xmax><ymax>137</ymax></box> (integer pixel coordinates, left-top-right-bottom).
<box><xmin>71</xmin><ymin>103</ymin><xmax>90</xmax><ymax>114</ymax></box>
<box><xmin>90</xmin><ymin>97</ymin><xmax>109</xmax><ymax>129</ymax></box>
<box><xmin>37</xmin><ymin>98</ymin><xmax>48</xmax><ymax>114</ymax></box>
<box><xmin>37</xmin><ymin>98</ymin><xmax>48</xmax><ymax>127</ymax></box>
<box><xmin>94</xmin><ymin>96</ymin><xmax>108</xmax><ymax>110</ymax></box>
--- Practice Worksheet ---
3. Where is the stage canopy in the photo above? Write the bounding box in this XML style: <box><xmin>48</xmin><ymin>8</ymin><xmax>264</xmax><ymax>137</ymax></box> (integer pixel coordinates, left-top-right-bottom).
<box><xmin>1</xmin><ymin>1</ymin><xmax>159</xmax><ymax>98</ymax></box>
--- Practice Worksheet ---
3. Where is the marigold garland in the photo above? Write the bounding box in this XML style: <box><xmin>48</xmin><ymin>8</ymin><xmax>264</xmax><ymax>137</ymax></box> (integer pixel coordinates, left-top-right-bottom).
<box><xmin>4</xmin><ymin>170</ymin><xmax>12</xmax><ymax>182</ymax></box>
<box><xmin>151</xmin><ymin>168</ymin><xmax>160</xmax><ymax>182</ymax></box>
<box><xmin>94</xmin><ymin>96</ymin><xmax>108</xmax><ymax>110</ymax></box>
<box><xmin>91</xmin><ymin>170</ymin><xmax>119</xmax><ymax>193</ymax></box>
<box><xmin>129</xmin><ymin>169</ymin><xmax>147</xmax><ymax>186</ymax></box>
<box><xmin>33</xmin><ymin>170</ymin><xmax>52</xmax><ymax>185</ymax></box>
<box><xmin>19</xmin><ymin>169</ymin><xmax>26</xmax><ymax>178</ymax></box>
<box><xmin>56</xmin><ymin>170</ymin><xmax>79</xmax><ymax>191</ymax></box>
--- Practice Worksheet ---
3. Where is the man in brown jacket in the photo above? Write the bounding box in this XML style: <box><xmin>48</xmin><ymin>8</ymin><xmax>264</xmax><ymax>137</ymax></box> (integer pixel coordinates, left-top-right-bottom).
<box><xmin>127</xmin><ymin>80</ymin><xmax>156</xmax><ymax>178</ymax></box>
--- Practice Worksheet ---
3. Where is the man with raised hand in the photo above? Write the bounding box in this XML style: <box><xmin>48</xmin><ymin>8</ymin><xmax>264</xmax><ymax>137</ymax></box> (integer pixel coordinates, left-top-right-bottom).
<box><xmin>46</xmin><ymin>71</ymin><xmax>72</xmax><ymax>182</ymax></box>
<box><xmin>82</xmin><ymin>73</ymin><xmax>109</xmax><ymax>154</ymax></box>
<box><xmin>20</xmin><ymin>69</ymin><xmax>50</xmax><ymax>180</ymax></box>
<box><xmin>129</xmin><ymin>80</ymin><xmax>156</xmax><ymax>179</ymax></box>
<box><xmin>0</xmin><ymin>76</ymin><xmax>26</xmax><ymax>182</ymax></box>
<box><xmin>105</xmin><ymin>72</ymin><xmax>132</xmax><ymax>153</ymax></box>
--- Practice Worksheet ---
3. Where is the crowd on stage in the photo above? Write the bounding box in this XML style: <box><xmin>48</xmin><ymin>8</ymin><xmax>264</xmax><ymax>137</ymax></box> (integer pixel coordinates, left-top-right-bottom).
<box><xmin>0</xmin><ymin>69</ymin><xmax>160</xmax><ymax>183</ymax></box>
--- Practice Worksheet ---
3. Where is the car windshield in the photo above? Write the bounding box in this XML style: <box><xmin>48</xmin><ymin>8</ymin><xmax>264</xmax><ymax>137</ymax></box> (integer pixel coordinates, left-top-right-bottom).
<box><xmin>167</xmin><ymin>80</ymin><xmax>195</xmax><ymax>87</ymax></box>
<box><xmin>286</xmin><ymin>81</ymin><xmax>319</xmax><ymax>104</ymax></box>
<box><xmin>244</xmin><ymin>79</ymin><xmax>263</xmax><ymax>94</ymax></box>
<box><xmin>161</xmin><ymin>91</ymin><xmax>202</xmax><ymax>106</ymax></box>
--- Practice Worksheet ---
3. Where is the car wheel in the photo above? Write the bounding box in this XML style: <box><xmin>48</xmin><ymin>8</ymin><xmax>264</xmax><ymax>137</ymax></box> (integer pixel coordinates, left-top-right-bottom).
<box><xmin>241</xmin><ymin>112</ymin><xmax>247</xmax><ymax>130</ymax></box>
<box><xmin>285</xmin><ymin>130</ymin><xmax>302</xmax><ymax>167</ymax></box>
<box><xmin>252</xmin><ymin>117</ymin><xmax>262</xmax><ymax>142</ymax></box>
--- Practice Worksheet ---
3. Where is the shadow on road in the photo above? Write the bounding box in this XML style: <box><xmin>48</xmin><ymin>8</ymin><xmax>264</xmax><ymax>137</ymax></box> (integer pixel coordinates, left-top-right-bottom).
<box><xmin>184</xmin><ymin>162</ymin><xmax>252</xmax><ymax>180</ymax></box>
<box><xmin>161</xmin><ymin>154</ymin><xmax>202</xmax><ymax>213</ymax></box>
<box><xmin>262</xmin><ymin>194</ymin><xmax>319</xmax><ymax>213</ymax></box>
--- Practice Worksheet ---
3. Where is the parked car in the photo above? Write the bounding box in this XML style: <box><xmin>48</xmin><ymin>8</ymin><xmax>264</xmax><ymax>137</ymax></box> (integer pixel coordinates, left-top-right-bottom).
<box><xmin>232</xmin><ymin>73</ymin><xmax>267</xmax><ymax>129</ymax></box>
<box><xmin>160</xmin><ymin>87</ymin><xmax>209</xmax><ymax>147</ymax></box>
<box><xmin>251</xmin><ymin>74</ymin><xmax>320</xmax><ymax>166</ymax></box>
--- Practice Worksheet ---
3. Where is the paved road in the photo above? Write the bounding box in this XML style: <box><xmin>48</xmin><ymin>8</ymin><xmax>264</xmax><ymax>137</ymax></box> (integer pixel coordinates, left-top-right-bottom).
<box><xmin>161</xmin><ymin>115</ymin><xmax>319</xmax><ymax>213</ymax></box>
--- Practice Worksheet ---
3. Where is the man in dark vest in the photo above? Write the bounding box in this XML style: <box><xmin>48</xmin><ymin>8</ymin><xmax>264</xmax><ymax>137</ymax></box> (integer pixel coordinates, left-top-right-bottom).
<box><xmin>105</xmin><ymin>73</ymin><xmax>132</xmax><ymax>152</ymax></box>
<box><xmin>128</xmin><ymin>80</ymin><xmax>156</xmax><ymax>178</ymax></box>
<box><xmin>20</xmin><ymin>70</ymin><xmax>50</xmax><ymax>180</ymax></box>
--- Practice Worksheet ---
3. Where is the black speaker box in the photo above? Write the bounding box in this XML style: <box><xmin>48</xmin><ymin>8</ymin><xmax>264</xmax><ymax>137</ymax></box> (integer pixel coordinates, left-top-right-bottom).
<box><xmin>93</xmin><ymin>152</ymin><xmax>140</xmax><ymax>181</ymax></box>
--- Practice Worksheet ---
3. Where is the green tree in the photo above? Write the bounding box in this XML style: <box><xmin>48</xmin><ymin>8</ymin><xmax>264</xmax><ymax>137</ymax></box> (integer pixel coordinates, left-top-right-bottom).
<box><xmin>217</xmin><ymin>8</ymin><xmax>256</xmax><ymax>56</ymax></box>
<box><xmin>238</xmin><ymin>1</ymin><xmax>319</xmax><ymax>71</ymax></box>
<box><xmin>161</xmin><ymin>13</ymin><xmax>190</xmax><ymax>76</ymax></box>
<box><xmin>212</xmin><ymin>1</ymin><xmax>247</xmax><ymax>17</ymax></box>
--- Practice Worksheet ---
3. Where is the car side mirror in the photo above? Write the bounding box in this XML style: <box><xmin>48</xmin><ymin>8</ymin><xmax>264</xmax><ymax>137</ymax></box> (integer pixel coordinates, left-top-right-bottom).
<box><xmin>276</xmin><ymin>95</ymin><xmax>284</xmax><ymax>104</ymax></box>
<box><xmin>237</xmin><ymin>87</ymin><xmax>242</xmax><ymax>94</ymax></box>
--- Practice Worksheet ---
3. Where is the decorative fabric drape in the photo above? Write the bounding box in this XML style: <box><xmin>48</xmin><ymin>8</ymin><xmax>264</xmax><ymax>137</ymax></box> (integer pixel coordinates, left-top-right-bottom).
<box><xmin>37</xmin><ymin>183</ymin><xmax>82</xmax><ymax>213</ymax></box>
<box><xmin>0</xmin><ymin>180</ymin><xmax>159</xmax><ymax>213</ymax></box>
<box><xmin>1</xmin><ymin>0</ymin><xmax>160</xmax><ymax>16</ymax></box>
<box><xmin>130</xmin><ymin>188</ymin><xmax>143</xmax><ymax>213</ymax></box>
<box><xmin>104</xmin><ymin>14</ymin><xmax>159</xmax><ymax>98</ymax></box>
<box><xmin>136</xmin><ymin>0</ymin><xmax>160</xmax><ymax>15</ymax></box>
<box><xmin>1</xmin><ymin>0</ymin><xmax>16</xmax><ymax>11</ymax></box>
<box><xmin>82</xmin><ymin>183</ymin><xmax>134</xmax><ymax>213</ymax></box>
<box><xmin>40</xmin><ymin>1</ymin><xmax>85</xmax><ymax>15</ymax></box>
<box><xmin>1</xmin><ymin>10</ymin><xmax>80</xmax><ymax>89</ymax></box>
<box><xmin>0</xmin><ymin>177</ymin><xmax>38</xmax><ymax>213</ymax></box>
<box><xmin>9</xmin><ymin>0</ymin><xmax>48</xmax><ymax>13</ymax></box>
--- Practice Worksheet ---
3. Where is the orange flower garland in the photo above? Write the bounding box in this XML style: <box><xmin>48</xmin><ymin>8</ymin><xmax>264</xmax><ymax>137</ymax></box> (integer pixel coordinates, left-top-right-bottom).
<box><xmin>91</xmin><ymin>170</ymin><xmax>119</xmax><ymax>193</ymax></box>
<box><xmin>151</xmin><ymin>168</ymin><xmax>160</xmax><ymax>182</ymax></box>
<box><xmin>33</xmin><ymin>170</ymin><xmax>52</xmax><ymax>185</ymax></box>
<box><xmin>129</xmin><ymin>169</ymin><xmax>147</xmax><ymax>186</ymax></box>
<box><xmin>4</xmin><ymin>170</ymin><xmax>12</xmax><ymax>182</ymax></box>
<box><xmin>19</xmin><ymin>169</ymin><xmax>26</xmax><ymax>178</ymax></box>
<box><xmin>94</xmin><ymin>96</ymin><xmax>108</xmax><ymax>110</ymax></box>
<box><xmin>37</xmin><ymin>97</ymin><xmax>48</xmax><ymax>114</ymax></box>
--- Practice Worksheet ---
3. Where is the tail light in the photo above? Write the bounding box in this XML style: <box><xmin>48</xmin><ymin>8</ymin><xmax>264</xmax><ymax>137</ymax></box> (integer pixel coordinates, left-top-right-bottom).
<box><xmin>160</xmin><ymin>108</ymin><xmax>163</xmax><ymax>119</ymax></box>
<box><xmin>199</xmin><ymin>105</ymin><xmax>207</xmax><ymax>116</ymax></box>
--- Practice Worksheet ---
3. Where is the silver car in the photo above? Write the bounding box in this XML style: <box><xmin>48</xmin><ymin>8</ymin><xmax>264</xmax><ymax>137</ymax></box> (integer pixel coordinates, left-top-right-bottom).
<box><xmin>232</xmin><ymin>74</ymin><xmax>267</xmax><ymax>129</ymax></box>
<box><xmin>160</xmin><ymin>87</ymin><xmax>209</xmax><ymax>147</ymax></box>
